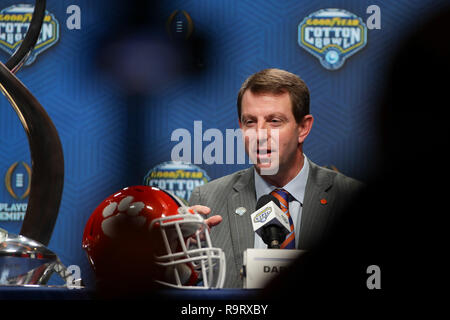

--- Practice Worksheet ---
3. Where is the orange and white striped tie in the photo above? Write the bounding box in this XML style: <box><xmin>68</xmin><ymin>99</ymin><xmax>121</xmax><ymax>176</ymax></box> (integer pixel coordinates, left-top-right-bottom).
<box><xmin>270</xmin><ymin>189</ymin><xmax>295</xmax><ymax>249</ymax></box>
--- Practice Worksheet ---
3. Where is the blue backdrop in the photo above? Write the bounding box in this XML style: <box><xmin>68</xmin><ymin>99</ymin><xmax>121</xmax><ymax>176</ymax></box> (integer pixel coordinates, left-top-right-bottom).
<box><xmin>0</xmin><ymin>0</ymin><xmax>447</xmax><ymax>287</ymax></box>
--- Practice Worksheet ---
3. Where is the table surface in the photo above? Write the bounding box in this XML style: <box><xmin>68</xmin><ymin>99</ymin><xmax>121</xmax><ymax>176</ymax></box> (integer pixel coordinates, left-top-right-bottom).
<box><xmin>0</xmin><ymin>285</ymin><xmax>263</xmax><ymax>300</ymax></box>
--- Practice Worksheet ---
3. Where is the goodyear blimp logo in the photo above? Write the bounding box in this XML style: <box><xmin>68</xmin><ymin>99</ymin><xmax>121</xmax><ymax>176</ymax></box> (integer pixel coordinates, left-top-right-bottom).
<box><xmin>0</xmin><ymin>4</ymin><xmax>59</xmax><ymax>66</ymax></box>
<box><xmin>298</xmin><ymin>8</ymin><xmax>367</xmax><ymax>70</ymax></box>
<box><xmin>143</xmin><ymin>161</ymin><xmax>210</xmax><ymax>203</ymax></box>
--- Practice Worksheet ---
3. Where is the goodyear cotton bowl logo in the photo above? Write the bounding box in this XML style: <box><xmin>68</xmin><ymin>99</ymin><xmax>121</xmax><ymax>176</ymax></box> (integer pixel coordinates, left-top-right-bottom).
<box><xmin>0</xmin><ymin>4</ymin><xmax>59</xmax><ymax>66</ymax></box>
<box><xmin>143</xmin><ymin>161</ymin><xmax>210</xmax><ymax>203</ymax></box>
<box><xmin>298</xmin><ymin>8</ymin><xmax>367</xmax><ymax>70</ymax></box>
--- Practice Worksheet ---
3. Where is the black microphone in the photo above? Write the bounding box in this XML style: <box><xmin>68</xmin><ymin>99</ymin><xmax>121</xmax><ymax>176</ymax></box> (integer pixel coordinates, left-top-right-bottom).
<box><xmin>251</xmin><ymin>194</ymin><xmax>290</xmax><ymax>249</ymax></box>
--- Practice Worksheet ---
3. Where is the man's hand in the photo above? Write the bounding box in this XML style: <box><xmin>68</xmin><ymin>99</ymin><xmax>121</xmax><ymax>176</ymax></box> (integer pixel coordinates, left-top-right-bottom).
<box><xmin>189</xmin><ymin>205</ymin><xmax>222</xmax><ymax>228</ymax></box>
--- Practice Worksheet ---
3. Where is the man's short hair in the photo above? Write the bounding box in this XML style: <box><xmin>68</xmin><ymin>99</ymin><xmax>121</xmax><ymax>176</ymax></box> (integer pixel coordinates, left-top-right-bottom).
<box><xmin>237</xmin><ymin>68</ymin><xmax>310</xmax><ymax>123</ymax></box>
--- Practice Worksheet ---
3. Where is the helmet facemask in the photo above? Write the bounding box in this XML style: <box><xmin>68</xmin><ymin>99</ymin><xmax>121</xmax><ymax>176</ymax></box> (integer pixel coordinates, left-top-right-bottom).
<box><xmin>150</xmin><ymin>206</ymin><xmax>225</xmax><ymax>289</ymax></box>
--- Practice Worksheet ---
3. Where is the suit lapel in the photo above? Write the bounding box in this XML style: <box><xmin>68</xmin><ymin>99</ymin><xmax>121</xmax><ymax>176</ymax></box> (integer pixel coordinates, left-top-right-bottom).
<box><xmin>227</xmin><ymin>168</ymin><xmax>256</xmax><ymax>269</ymax></box>
<box><xmin>299</xmin><ymin>160</ymin><xmax>334</xmax><ymax>250</ymax></box>
<box><xmin>224</xmin><ymin>162</ymin><xmax>336</xmax><ymax>266</ymax></box>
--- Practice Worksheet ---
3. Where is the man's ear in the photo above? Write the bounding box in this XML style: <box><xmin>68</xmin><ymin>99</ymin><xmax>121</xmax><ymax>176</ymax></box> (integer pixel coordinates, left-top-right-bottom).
<box><xmin>298</xmin><ymin>114</ymin><xmax>314</xmax><ymax>144</ymax></box>
<box><xmin>238</xmin><ymin>117</ymin><xmax>243</xmax><ymax>129</ymax></box>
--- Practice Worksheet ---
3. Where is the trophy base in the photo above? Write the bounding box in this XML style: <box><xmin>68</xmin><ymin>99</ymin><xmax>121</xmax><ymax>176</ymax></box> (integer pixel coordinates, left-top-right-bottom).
<box><xmin>0</xmin><ymin>228</ymin><xmax>82</xmax><ymax>287</ymax></box>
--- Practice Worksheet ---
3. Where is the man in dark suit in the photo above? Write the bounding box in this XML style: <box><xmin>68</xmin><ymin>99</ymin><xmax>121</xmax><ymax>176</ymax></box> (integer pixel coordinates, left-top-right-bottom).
<box><xmin>189</xmin><ymin>68</ymin><xmax>363</xmax><ymax>288</ymax></box>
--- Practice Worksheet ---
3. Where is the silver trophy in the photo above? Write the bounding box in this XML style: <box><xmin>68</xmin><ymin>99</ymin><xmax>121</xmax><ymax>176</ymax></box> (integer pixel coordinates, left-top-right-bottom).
<box><xmin>0</xmin><ymin>228</ymin><xmax>79</xmax><ymax>286</ymax></box>
<box><xmin>0</xmin><ymin>0</ymin><xmax>82</xmax><ymax>287</ymax></box>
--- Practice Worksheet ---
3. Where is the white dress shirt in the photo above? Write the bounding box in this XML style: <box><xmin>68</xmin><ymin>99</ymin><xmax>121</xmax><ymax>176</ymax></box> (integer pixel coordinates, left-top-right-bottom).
<box><xmin>253</xmin><ymin>155</ymin><xmax>310</xmax><ymax>249</ymax></box>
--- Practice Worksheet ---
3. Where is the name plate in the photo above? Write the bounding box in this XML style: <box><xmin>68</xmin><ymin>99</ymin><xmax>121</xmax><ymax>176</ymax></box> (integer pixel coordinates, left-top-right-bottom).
<box><xmin>242</xmin><ymin>248</ymin><xmax>305</xmax><ymax>289</ymax></box>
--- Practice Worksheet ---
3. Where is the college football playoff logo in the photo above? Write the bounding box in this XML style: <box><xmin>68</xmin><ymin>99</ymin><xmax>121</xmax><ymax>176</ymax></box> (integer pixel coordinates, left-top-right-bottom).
<box><xmin>166</xmin><ymin>10</ymin><xmax>194</xmax><ymax>40</ymax></box>
<box><xmin>4</xmin><ymin>161</ymin><xmax>31</xmax><ymax>199</ymax></box>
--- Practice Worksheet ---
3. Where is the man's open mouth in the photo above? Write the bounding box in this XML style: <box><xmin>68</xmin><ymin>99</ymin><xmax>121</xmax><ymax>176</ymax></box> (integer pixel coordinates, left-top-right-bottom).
<box><xmin>255</xmin><ymin>149</ymin><xmax>273</xmax><ymax>163</ymax></box>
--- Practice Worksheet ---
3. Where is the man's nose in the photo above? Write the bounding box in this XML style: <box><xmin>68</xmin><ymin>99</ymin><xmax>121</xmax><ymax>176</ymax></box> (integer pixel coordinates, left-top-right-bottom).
<box><xmin>256</xmin><ymin>120</ymin><xmax>268</xmax><ymax>131</ymax></box>
<box><xmin>256</xmin><ymin>124</ymin><xmax>270</xmax><ymax>144</ymax></box>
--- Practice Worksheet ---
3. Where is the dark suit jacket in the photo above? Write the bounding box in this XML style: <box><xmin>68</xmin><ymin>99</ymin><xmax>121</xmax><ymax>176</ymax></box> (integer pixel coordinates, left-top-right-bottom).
<box><xmin>188</xmin><ymin>159</ymin><xmax>364</xmax><ymax>288</ymax></box>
